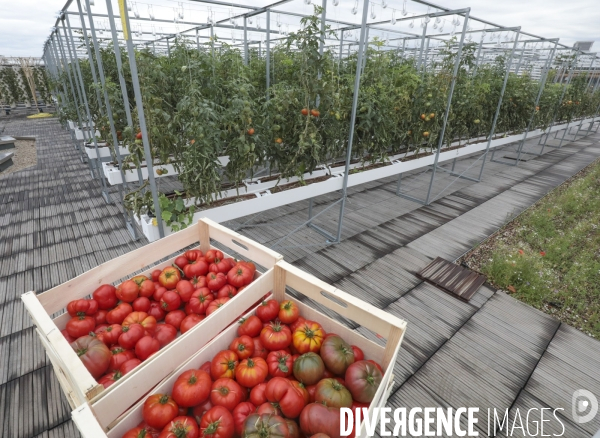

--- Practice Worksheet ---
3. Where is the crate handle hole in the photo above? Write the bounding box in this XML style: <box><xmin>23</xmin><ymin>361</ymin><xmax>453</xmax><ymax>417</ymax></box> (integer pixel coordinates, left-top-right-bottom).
<box><xmin>232</xmin><ymin>239</ymin><xmax>249</xmax><ymax>251</ymax></box>
<box><xmin>320</xmin><ymin>290</ymin><xmax>348</xmax><ymax>308</ymax></box>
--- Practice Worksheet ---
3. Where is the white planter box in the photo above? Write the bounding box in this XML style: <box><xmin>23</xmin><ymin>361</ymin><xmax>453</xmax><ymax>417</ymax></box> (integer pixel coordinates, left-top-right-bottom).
<box><xmin>84</xmin><ymin>143</ymin><xmax>130</xmax><ymax>160</ymax></box>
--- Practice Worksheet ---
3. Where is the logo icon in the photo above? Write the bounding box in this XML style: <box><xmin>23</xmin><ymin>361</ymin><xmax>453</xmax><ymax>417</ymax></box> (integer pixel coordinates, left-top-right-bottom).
<box><xmin>572</xmin><ymin>389</ymin><xmax>598</xmax><ymax>424</ymax></box>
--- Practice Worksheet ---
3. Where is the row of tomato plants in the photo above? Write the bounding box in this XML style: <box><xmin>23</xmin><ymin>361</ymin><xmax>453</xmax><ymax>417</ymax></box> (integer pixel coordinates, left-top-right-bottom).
<box><xmin>55</xmin><ymin>8</ymin><xmax>600</xmax><ymax>230</ymax></box>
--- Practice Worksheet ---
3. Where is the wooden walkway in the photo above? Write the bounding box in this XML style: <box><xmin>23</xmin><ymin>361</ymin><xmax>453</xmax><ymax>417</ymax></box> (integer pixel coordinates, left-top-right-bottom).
<box><xmin>1</xmin><ymin>114</ymin><xmax>599</xmax><ymax>437</ymax></box>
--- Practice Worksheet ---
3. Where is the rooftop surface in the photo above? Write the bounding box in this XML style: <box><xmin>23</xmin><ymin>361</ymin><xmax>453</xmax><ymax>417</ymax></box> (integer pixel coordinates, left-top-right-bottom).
<box><xmin>0</xmin><ymin>116</ymin><xmax>599</xmax><ymax>437</ymax></box>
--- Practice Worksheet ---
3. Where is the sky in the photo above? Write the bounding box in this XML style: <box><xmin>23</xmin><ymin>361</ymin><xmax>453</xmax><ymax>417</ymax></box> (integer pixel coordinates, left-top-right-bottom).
<box><xmin>0</xmin><ymin>0</ymin><xmax>598</xmax><ymax>58</ymax></box>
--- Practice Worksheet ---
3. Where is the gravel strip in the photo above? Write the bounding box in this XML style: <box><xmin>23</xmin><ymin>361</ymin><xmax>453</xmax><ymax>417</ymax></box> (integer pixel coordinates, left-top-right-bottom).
<box><xmin>0</xmin><ymin>139</ymin><xmax>37</xmax><ymax>176</ymax></box>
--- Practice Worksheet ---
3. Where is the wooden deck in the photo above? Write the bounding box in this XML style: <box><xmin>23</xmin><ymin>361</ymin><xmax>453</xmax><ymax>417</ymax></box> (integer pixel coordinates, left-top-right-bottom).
<box><xmin>1</xmin><ymin>114</ymin><xmax>599</xmax><ymax>437</ymax></box>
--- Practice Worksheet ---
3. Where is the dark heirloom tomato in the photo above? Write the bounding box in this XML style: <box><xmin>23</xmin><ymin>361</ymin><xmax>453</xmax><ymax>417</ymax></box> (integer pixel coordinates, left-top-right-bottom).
<box><xmin>67</xmin><ymin>298</ymin><xmax>99</xmax><ymax>317</ymax></box>
<box><xmin>314</xmin><ymin>378</ymin><xmax>352</xmax><ymax>408</ymax></box>
<box><xmin>136</xmin><ymin>336</ymin><xmax>160</xmax><ymax>361</ymax></box>
<box><xmin>292</xmin><ymin>321</ymin><xmax>325</xmax><ymax>354</ymax></box>
<box><xmin>199</xmin><ymin>406</ymin><xmax>234</xmax><ymax>438</ymax></box>
<box><xmin>143</xmin><ymin>394</ymin><xmax>179</xmax><ymax>430</ymax></box>
<box><xmin>265</xmin><ymin>377</ymin><xmax>307</xmax><ymax>418</ymax></box>
<box><xmin>66</xmin><ymin>315</ymin><xmax>95</xmax><ymax>338</ymax></box>
<box><xmin>320</xmin><ymin>335</ymin><xmax>355</xmax><ymax>376</ymax></box>
<box><xmin>172</xmin><ymin>369</ymin><xmax>212</xmax><ymax>407</ymax></box>
<box><xmin>260</xmin><ymin>321</ymin><xmax>292</xmax><ymax>351</ymax></box>
<box><xmin>206</xmin><ymin>272</ymin><xmax>227</xmax><ymax>292</ymax></box>
<box><xmin>161</xmin><ymin>291</ymin><xmax>182</xmax><ymax>312</ymax></box>
<box><xmin>189</xmin><ymin>288</ymin><xmax>214</xmax><ymax>315</ymax></box>
<box><xmin>108</xmin><ymin>346</ymin><xmax>136</xmax><ymax>371</ymax></box>
<box><xmin>106</xmin><ymin>302</ymin><xmax>133</xmax><ymax>325</ymax></box>
<box><xmin>119</xmin><ymin>358</ymin><xmax>141</xmax><ymax>375</ymax></box>
<box><xmin>278</xmin><ymin>300</ymin><xmax>299</xmax><ymax>324</ymax></box>
<box><xmin>93</xmin><ymin>284</ymin><xmax>118</xmax><ymax>310</ymax></box>
<box><xmin>159</xmin><ymin>416</ymin><xmax>198</xmax><ymax>438</ymax></box>
<box><xmin>267</xmin><ymin>350</ymin><xmax>293</xmax><ymax>378</ymax></box>
<box><xmin>293</xmin><ymin>353</ymin><xmax>325</xmax><ymax>386</ymax></box>
<box><xmin>255</xmin><ymin>299</ymin><xmax>279</xmax><ymax>323</ymax></box>
<box><xmin>232</xmin><ymin>402</ymin><xmax>256</xmax><ymax>436</ymax></box>
<box><xmin>249</xmin><ymin>383</ymin><xmax>268</xmax><ymax>406</ymax></box>
<box><xmin>211</xmin><ymin>350</ymin><xmax>239</xmax><ymax>380</ymax></box>
<box><xmin>95</xmin><ymin>323</ymin><xmax>122</xmax><ymax>345</ymax></box>
<box><xmin>235</xmin><ymin>357</ymin><xmax>268</xmax><ymax>388</ymax></box>
<box><xmin>210</xmin><ymin>378</ymin><xmax>244</xmax><ymax>411</ymax></box>
<box><xmin>99</xmin><ymin>370</ymin><xmax>122</xmax><ymax>389</ymax></box>
<box><xmin>181</xmin><ymin>314</ymin><xmax>205</xmax><ymax>334</ymax></box>
<box><xmin>176</xmin><ymin>280</ymin><xmax>195</xmax><ymax>303</ymax></box>
<box><xmin>117</xmin><ymin>279</ymin><xmax>140</xmax><ymax>303</ymax></box>
<box><xmin>351</xmin><ymin>345</ymin><xmax>364</xmax><ymax>361</ymax></box>
<box><xmin>345</xmin><ymin>360</ymin><xmax>383</xmax><ymax>403</ymax></box>
<box><xmin>165</xmin><ymin>310</ymin><xmax>187</xmax><ymax>330</ymax></box>
<box><xmin>286</xmin><ymin>420</ymin><xmax>300</xmax><ymax>438</ymax></box>
<box><xmin>229</xmin><ymin>335</ymin><xmax>254</xmax><ymax>360</ymax></box>
<box><xmin>299</xmin><ymin>403</ymin><xmax>342</xmax><ymax>438</ymax></box>
<box><xmin>154</xmin><ymin>323</ymin><xmax>177</xmax><ymax>347</ymax></box>
<box><xmin>256</xmin><ymin>402</ymin><xmax>281</xmax><ymax>416</ymax></box>
<box><xmin>71</xmin><ymin>335</ymin><xmax>111</xmax><ymax>379</ymax></box>
<box><xmin>206</xmin><ymin>298</ymin><xmax>229</xmax><ymax>316</ymax></box>
<box><xmin>238</xmin><ymin>315</ymin><xmax>262</xmax><ymax>338</ymax></box>
<box><xmin>119</xmin><ymin>323</ymin><xmax>145</xmax><ymax>350</ymax></box>
<box><xmin>159</xmin><ymin>267</ymin><xmax>182</xmax><ymax>289</ymax></box>
<box><xmin>243</xmin><ymin>414</ymin><xmax>289</xmax><ymax>438</ymax></box>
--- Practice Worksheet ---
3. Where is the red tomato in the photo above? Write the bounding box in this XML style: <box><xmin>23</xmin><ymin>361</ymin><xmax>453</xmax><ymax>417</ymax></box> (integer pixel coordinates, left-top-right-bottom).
<box><xmin>216</xmin><ymin>285</ymin><xmax>237</xmax><ymax>299</ymax></box>
<box><xmin>62</xmin><ymin>329</ymin><xmax>76</xmax><ymax>343</ymax></box>
<box><xmin>99</xmin><ymin>370</ymin><xmax>122</xmax><ymax>389</ymax></box>
<box><xmin>256</xmin><ymin>402</ymin><xmax>281</xmax><ymax>416</ymax></box>
<box><xmin>278</xmin><ymin>300</ymin><xmax>299</xmax><ymax>324</ymax></box>
<box><xmin>351</xmin><ymin>345</ymin><xmax>364</xmax><ymax>361</ymax></box>
<box><xmin>184</xmin><ymin>250</ymin><xmax>203</xmax><ymax>261</ymax></box>
<box><xmin>238</xmin><ymin>315</ymin><xmax>262</xmax><ymax>338</ymax></box>
<box><xmin>226</xmin><ymin>263</ymin><xmax>254</xmax><ymax>288</ymax></box>
<box><xmin>199</xmin><ymin>406</ymin><xmax>234</xmax><ymax>438</ymax></box>
<box><xmin>151</xmin><ymin>270</ymin><xmax>162</xmax><ymax>282</ymax></box>
<box><xmin>265</xmin><ymin>377</ymin><xmax>307</xmax><ymax>418</ymax></box>
<box><xmin>191</xmin><ymin>399</ymin><xmax>213</xmax><ymax>425</ymax></box>
<box><xmin>66</xmin><ymin>315</ymin><xmax>95</xmax><ymax>338</ymax></box>
<box><xmin>159</xmin><ymin>267</ymin><xmax>182</xmax><ymax>289</ymax></box>
<box><xmin>252</xmin><ymin>337</ymin><xmax>268</xmax><ymax>359</ymax></box>
<box><xmin>122</xmin><ymin>424</ymin><xmax>159</xmax><ymax>438</ymax></box>
<box><xmin>143</xmin><ymin>394</ymin><xmax>179</xmax><ymax>430</ymax></box>
<box><xmin>132</xmin><ymin>275</ymin><xmax>149</xmax><ymax>287</ymax></box>
<box><xmin>210</xmin><ymin>350</ymin><xmax>239</xmax><ymax>380</ymax></box>
<box><xmin>70</xmin><ymin>335</ymin><xmax>111</xmax><ymax>379</ymax></box>
<box><xmin>136</xmin><ymin>336</ymin><xmax>160</xmax><ymax>361</ymax></box>
<box><xmin>161</xmin><ymin>291</ymin><xmax>182</xmax><ymax>312</ymax></box>
<box><xmin>256</xmin><ymin>299</ymin><xmax>279</xmax><ymax>323</ymax></box>
<box><xmin>165</xmin><ymin>310</ymin><xmax>187</xmax><ymax>330</ymax></box>
<box><xmin>232</xmin><ymin>402</ymin><xmax>255</xmax><ymax>436</ymax></box>
<box><xmin>172</xmin><ymin>369</ymin><xmax>212</xmax><ymax>407</ymax></box>
<box><xmin>154</xmin><ymin>286</ymin><xmax>168</xmax><ymax>302</ymax></box>
<box><xmin>67</xmin><ymin>298</ymin><xmax>99</xmax><ymax>317</ymax></box>
<box><xmin>209</xmin><ymin>258</ymin><xmax>231</xmax><ymax>275</ymax></box>
<box><xmin>299</xmin><ymin>403</ymin><xmax>342</xmax><ymax>438</ymax></box>
<box><xmin>133</xmin><ymin>297</ymin><xmax>152</xmax><ymax>313</ymax></box>
<box><xmin>306</xmin><ymin>384</ymin><xmax>317</xmax><ymax>403</ymax></box>
<box><xmin>189</xmin><ymin>288</ymin><xmax>214</xmax><ymax>315</ymax></box>
<box><xmin>200</xmin><ymin>361</ymin><xmax>212</xmax><ymax>375</ymax></box>
<box><xmin>229</xmin><ymin>335</ymin><xmax>254</xmax><ymax>360</ymax></box>
<box><xmin>236</xmin><ymin>357</ymin><xmax>268</xmax><ymax>388</ymax></box>
<box><xmin>123</xmin><ymin>311</ymin><xmax>157</xmax><ymax>335</ymax></box>
<box><xmin>94</xmin><ymin>309</ymin><xmax>108</xmax><ymax>326</ymax></box>
<box><xmin>140</xmin><ymin>279</ymin><xmax>156</xmax><ymax>298</ymax></box>
<box><xmin>206</xmin><ymin>272</ymin><xmax>227</xmax><ymax>292</ymax></box>
<box><xmin>174</xmin><ymin>256</ymin><xmax>190</xmax><ymax>270</ymax></box>
<box><xmin>106</xmin><ymin>302</ymin><xmax>133</xmax><ymax>325</ymax></box>
<box><xmin>210</xmin><ymin>378</ymin><xmax>244</xmax><ymax>411</ymax></box>
<box><xmin>260</xmin><ymin>321</ymin><xmax>292</xmax><ymax>351</ymax></box>
<box><xmin>176</xmin><ymin>280</ymin><xmax>195</xmax><ymax>303</ymax></box>
<box><xmin>181</xmin><ymin>314</ymin><xmax>205</xmax><ymax>334</ymax></box>
<box><xmin>183</xmin><ymin>259</ymin><xmax>209</xmax><ymax>279</ymax></box>
<box><xmin>249</xmin><ymin>383</ymin><xmax>268</xmax><ymax>406</ymax></box>
<box><xmin>148</xmin><ymin>301</ymin><xmax>167</xmax><ymax>322</ymax></box>
<box><xmin>159</xmin><ymin>416</ymin><xmax>198</xmax><ymax>438</ymax></box>
<box><xmin>206</xmin><ymin>297</ymin><xmax>229</xmax><ymax>316</ymax></box>
<box><xmin>154</xmin><ymin>323</ymin><xmax>178</xmax><ymax>347</ymax></box>
<box><xmin>289</xmin><ymin>316</ymin><xmax>306</xmax><ymax>333</ymax></box>
<box><xmin>93</xmin><ymin>284</ymin><xmax>118</xmax><ymax>310</ymax></box>
<box><xmin>95</xmin><ymin>323</ymin><xmax>122</xmax><ymax>345</ymax></box>
<box><xmin>204</xmin><ymin>250</ymin><xmax>223</xmax><ymax>264</ymax></box>
<box><xmin>108</xmin><ymin>346</ymin><xmax>136</xmax><ymax>371</ymax></box>
<box><xmin>117</xmin><ymin>280</ymin><xmax>140</xmax><ymax>303</ymax></box>
<box><xmin>120</xmin><ymin>358</ymin><xmax>141</xmax><ymax>375</ymax></box>
<box><xmin>191</xmin><ymin>276</ymin><xmax>208</xmax><ymax>289</ymax></box>
<box><xmin>267</xmin><ymin>350</ymin><xmax>293</xmax><ymax>378</ymax></box>
<box><xmin>119</xmin><ymin>323</ymin><xmax>145</xmax><ymax>350</ymax></box>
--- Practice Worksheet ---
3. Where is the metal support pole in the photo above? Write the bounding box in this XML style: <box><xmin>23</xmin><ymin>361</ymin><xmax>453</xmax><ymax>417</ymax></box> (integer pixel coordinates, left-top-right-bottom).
<box><xmin>243</xmin><ymin>17</ymin><xmax>248</xmax><ymax>65</ymax></box>
<box><xmin>167</xmin><ymin>38</ymin><xmax>171</xmax><ymax>56</ymax></box>
<box><xmin>361</xmin><ymin>27</ymin><xmax>370</xmax><ymax>74</ymax></box>
<box><xmin>416</xmin><ymin>21</ymin><xmax>428</xmax><ymax>71</ymax></box>
<box><xmin>557</xmin><ymin>52</ymin><xmax>583</xmax><ymax>148</ymax></box>
<box><xmin>56</xmin><ymin>30</ymin><xmax>85</xmax><ymax>137</ymax></box>
<box><xmin>472</xmin><ymin>31</ymin><xmax>485</xmax><ymax>75</ymax></box>
<box><xmin>332</xmin><ymin>0</ymin><xmax>370</xmax><ymax>243</ymax></box>
<box><xmin>50</xmin><ymin>38</ymin><xmax>70</xmax><ymax>113</ymax></box>
<box><xmin>266</xmin><ymin>10</ymin><xmax>271</xmax><ymax>98</ymax></box>
<box><xmin>77</xmin><ymin>11</ymin><xmax>104</xmax><ymax>118</ymax></box>
<box><xmin>338</xmin><ymin>30</ymin><xmax>344</xmax><ymax>65</ymax></box>
<box><xmin>422</xmin><ymin>37</ymin><xmax>431</xmax><ymax>72</ymax></box>
<box><xmin>514</xmin><ymin>44</ymin><xmax>526</xmax><ymax>75</ymax></box>
<box><xmin>572</xmin><ymin>57</ymin><xmax>597</xmax><ymax>140</ymax></box>
<box><xmin>423</xmin><ymin>10</ymin><xmax>470</xmax><ymax>205</ymax></box>
<box><xmin>477</xmin><ymin>30</ymin><xmax>521</xmax><ymax>180</ymax></box>
<box><xmin>118</xmin><ymin>0</ymin><xmax>165</xmax><ymax>238</ymax></box>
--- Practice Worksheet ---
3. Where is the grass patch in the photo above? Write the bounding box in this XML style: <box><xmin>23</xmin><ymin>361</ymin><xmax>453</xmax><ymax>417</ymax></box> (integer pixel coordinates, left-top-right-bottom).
<box><xmin>462</xmin><ymin>158</ymin><xmax>600</xmax><ymax>338</ymax></box>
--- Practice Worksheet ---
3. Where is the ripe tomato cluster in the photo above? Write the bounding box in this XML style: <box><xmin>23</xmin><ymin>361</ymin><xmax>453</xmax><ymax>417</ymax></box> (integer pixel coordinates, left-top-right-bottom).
<box><xmin>122</xmin><ymin>298</ymin><xmax>384</xmax><ymax>438</ymax></box>
<box><xmin>62</xmin><ymin>249</ymin><xmax>257</xmax><ymax>388</ymax></box>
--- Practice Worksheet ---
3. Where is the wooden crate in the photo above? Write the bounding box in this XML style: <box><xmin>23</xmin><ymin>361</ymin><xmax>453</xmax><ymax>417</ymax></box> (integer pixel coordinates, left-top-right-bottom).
<box><xmin>71</xmin><ymin>260</ymin><xmax>407</xmax><ymax>438</ymax></box>
<box><xmin>21</xmin><ymin>218</ymin><xmax>282</xmax><ymax>409</ymax></box>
